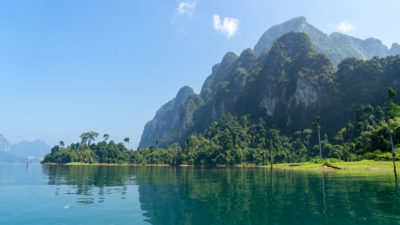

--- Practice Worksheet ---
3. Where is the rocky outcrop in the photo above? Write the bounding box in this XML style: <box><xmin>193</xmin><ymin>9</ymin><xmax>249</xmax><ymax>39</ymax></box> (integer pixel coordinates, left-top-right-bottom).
<box><xmin>139</xmin><ymin>86</ymin><xmax>195</xmax><ymax>147</ymax></box>
<box><xmin>201</xmin><ymin>52</ymin><xmax>238</xmax><ymax>97</ymax></box>
<box><xmin>294</xmin><ymin>77</ymin><xmax>318</xmax><ymax>107</ymax></box>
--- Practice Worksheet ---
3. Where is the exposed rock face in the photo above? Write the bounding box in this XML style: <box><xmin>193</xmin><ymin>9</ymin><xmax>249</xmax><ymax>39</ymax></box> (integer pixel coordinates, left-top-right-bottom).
<box><xmin>260</xmin><ymin>76</ymin><xmax>319</xmax><ymax>116</ymax></box>
<box><xmin>139</xmin><ymin>86</ymin><xmax>195</xmax><ymax>147</ymax></box>
<box><xmin>254</xmin><ymin>17</ymin><xmax>400</xmax><ymax>65</ymax></box>
<box><xmin>260</xmin><ymin>89</ymin><xmax>278</xmax><ymax>116</ymax></box>
<box><xmin>294</xmin><ymin>77</ymin><xmax>318</xmax><ymax>107</ymax></box>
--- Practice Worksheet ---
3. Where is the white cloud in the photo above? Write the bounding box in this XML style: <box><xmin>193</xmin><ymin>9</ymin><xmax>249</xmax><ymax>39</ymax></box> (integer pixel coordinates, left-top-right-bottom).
<box><xmin>176</xmin><ymin>1</ymin><xmax>197</xmax><ymax>16</ymax></box>
<box><xmin>213</xmin><ymin>15</ymin><xmax>239</xmax><ymax>38</ymax></box>
<box><xmin>337</xmin><ymin>21</ymin><xmax>355</xmax><ymax>33</ymax></box>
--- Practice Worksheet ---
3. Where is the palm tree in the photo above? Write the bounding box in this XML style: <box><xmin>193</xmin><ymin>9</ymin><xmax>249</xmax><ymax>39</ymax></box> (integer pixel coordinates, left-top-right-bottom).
<box><xmin>387</xmin><ymin>87</ymin><xmax>397</xmax><ymax>179</ymax></box>
<box><xmin>80</xmin><ymin>132</ymin><xmax>89</xmax><ymax>145</ymax></box>
<box><xmin>87</xmin><ymin>131</ymin><xmax>99</xmax><ymax>146</ymax></box>
<box><xmin>103</xmin><ymin>134</ymin><xmax>110</xmax><ymax>141</ymax></box>
<box><xmin>312</xmin><ymin>116</ymin><xmax>322</xmax><ymax>160</ymax></box>
<box><xmin>80</xmin><ymin>131</ymin><xmax>99</xmax><ymax>145</ymax></box>
<box><xmin>123</xmin><ymin>137</ymin><xmax>130</xmax><ymax>144</ymax></box>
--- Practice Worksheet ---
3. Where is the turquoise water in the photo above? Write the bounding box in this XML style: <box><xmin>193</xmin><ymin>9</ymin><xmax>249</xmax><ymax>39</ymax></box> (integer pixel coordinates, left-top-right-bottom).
<box><xmin>1</xmin><ymin>164</ymin><xmax>400</xmax><ymax>225</ymax></box>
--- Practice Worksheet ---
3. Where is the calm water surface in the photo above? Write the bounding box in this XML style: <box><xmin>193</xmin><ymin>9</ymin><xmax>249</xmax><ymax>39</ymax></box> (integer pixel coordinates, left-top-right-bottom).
<box><xmin>1</xmin><ymin>164</ymin><xmax>400</xmax><ymax>225</ymax></box>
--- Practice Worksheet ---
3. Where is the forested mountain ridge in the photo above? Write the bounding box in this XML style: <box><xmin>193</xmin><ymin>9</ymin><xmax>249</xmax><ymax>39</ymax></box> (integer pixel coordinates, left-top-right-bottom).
<box><xmin>254</xmin><ymin>16</ymin><xmax>400</xmax><ymax>65</ymax></box>
<box><xmin>139</xmin><ymin>17</ymin><xmax>400</xmax><ymax>149</ymax></box>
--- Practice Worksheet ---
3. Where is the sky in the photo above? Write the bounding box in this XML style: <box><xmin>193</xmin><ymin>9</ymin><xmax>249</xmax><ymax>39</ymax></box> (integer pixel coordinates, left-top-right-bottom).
<box><xmin>0</xmin><ymin>0</ymin><xmax>399</xmax><ymax>148</ymax></box>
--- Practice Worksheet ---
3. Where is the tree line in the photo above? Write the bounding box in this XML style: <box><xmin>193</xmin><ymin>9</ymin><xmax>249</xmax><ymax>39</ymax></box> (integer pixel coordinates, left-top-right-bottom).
<box><xmin>42</xmin><ymin>88</ymin><xmax>400</xmax><ymax>166</ymax></box>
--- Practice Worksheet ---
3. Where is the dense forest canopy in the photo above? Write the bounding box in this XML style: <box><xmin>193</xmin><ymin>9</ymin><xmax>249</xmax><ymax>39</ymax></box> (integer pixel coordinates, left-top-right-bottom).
<box><xmin>43</xmin><ymin>95</ymin><xmax>400</xmax><ymax>165</ymax></box>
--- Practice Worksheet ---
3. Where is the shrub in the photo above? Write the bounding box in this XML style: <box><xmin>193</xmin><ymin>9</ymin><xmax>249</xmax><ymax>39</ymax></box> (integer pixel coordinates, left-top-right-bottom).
<box><xmin>363</xmin><ymin>150</ymin><xmax>382</xmax><ymax>160</ymax></box>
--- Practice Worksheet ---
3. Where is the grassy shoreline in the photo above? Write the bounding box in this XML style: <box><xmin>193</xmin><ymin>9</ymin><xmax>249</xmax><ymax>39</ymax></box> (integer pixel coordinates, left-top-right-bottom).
<box><xmin>41</xmin><ymin>160</ymin><xmax>400</xmax><ymax>172</ymax></box>
<box><xmin>273</xmin><ymin>160</ymin><xmax>400</xmax><ymax>172</ymax></box>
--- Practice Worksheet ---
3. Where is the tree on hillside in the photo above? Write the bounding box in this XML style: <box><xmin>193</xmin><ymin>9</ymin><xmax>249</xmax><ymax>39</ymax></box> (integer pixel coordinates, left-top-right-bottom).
<box><xmin>60</xmin><ymin>141</ymin><xmax>64</xmax><ymax>147</ymax></box>
<box><xmin>313</xmin><ymin>116</ymin><xmax>322</xmax><ymax>160</ymax></box>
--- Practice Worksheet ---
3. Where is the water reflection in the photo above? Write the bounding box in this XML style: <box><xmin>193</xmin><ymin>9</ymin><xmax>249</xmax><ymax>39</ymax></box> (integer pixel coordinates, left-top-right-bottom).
<box><xmin>42</xmin><ymin>165</ymin><xmax>136</xmax><ymax>204</ymax></box>
<box><xmin>41</xmin><ymin>166</ymin><xmax>400</xmax><ymax>225</ymax></box>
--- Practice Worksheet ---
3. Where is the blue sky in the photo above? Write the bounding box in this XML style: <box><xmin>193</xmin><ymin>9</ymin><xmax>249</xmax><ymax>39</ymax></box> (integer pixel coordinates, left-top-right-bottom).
<box><xmin>0</xmin><ymin>0</ymin><xmax>399</xmax><ymax>148</ymax></box>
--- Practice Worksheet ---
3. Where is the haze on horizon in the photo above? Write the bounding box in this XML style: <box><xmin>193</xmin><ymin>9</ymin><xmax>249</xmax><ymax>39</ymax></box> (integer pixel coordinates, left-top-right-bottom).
<box><xmin>0</xmin><ymin>0</ymin><xmax>399</xmax><ymax>148</ymax></box>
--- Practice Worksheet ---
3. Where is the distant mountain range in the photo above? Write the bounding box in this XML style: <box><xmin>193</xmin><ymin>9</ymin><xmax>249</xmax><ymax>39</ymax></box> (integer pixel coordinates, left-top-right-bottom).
<box><xmin>0</xmin><ymin>134</ymin><xmax>11</xmax><ymax>152</ymax></box>
<box><xmin>139</xmin><ymin>16</ymin><xmax>400</xmax><ymax>148</ymax></box>
<box><xmin>0</xmin><ymin>134</ymin><xmax>50</xmax><ymax>163</ymax></box>
<box><xmin>254</xmin><ymin>16</ymin><xmax>400</xmax><ymax>65</ymax></box>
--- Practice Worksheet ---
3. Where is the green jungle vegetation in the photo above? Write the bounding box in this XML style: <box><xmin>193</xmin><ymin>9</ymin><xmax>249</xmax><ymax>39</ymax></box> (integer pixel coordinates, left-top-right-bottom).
<box><xmin>42</xmin><ymin>89</ymin><xmax>400</xmax><ymax>167</ymax></box>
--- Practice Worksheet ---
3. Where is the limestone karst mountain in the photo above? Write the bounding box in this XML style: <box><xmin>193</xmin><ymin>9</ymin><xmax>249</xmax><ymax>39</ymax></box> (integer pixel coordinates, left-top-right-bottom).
<box><xmin>139</xmin><ymin>17</ymin><xmax>400</xmax><ymax>148</ymax></box>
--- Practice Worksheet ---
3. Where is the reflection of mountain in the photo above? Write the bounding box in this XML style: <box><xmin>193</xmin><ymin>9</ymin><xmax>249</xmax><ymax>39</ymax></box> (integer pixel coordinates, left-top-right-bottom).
<box><xmin>0</xmin><ymin>151</ymin><xmax>25</xmax><ymax>163</ymax></box>
<box><xmin>41</xmin><ymin>166</ymin><xmax>400</xmax><ymax>224</ymax></box>
<box><xmin>136</xmin><ymin>168</ymin><xmax>400</xmax><ymax>225</ymax></box>
<box><xmin>139</xmin><ymin>184</ymin><xmax>215</xmax><ymax>225</ymax></box>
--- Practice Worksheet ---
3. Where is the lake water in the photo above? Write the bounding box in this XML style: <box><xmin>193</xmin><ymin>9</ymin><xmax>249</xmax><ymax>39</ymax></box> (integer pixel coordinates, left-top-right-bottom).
<box><xmin>1</xmin><ymin>164</ymin><xmax>400</xmax><ymax>225</ymax></box>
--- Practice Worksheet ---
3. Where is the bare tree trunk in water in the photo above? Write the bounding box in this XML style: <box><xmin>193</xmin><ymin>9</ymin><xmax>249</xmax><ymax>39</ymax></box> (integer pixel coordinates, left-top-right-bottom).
<box><xmin>270</xmin><ymin>165</ymin><xmax>274</xmax><ymax>192</ymax></box>
<box><xmin>322</xmin><ymin>172</ymin><xmax>327</xmax><ymax>215</ymax></box>
<box><xmin>270</xmin><ymin>148</ymin><xmax>273</xmax><ymax>170</ymax></box>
